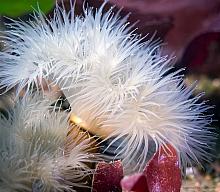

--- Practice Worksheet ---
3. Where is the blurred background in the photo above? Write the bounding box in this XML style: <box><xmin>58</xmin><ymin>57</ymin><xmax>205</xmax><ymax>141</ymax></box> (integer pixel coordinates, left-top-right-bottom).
<box><xmin>0</xmin><ymin>0</ymin><xmax>220</xmax><ymax>191</ymax></box>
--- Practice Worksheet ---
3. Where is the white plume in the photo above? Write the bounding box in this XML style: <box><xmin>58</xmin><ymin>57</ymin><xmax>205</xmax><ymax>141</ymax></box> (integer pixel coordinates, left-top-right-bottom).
<box><xmin>0</xmin><ymin>1</ymin><xmax>214</xmax><ymax>174</ymax></box>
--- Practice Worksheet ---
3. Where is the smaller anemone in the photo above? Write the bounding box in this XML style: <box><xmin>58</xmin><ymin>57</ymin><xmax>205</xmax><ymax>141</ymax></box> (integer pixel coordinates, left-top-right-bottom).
<box><xmin>0</xmin><ymin>94</ymin><xmax>98</xmax><ymax>192</ymax></box>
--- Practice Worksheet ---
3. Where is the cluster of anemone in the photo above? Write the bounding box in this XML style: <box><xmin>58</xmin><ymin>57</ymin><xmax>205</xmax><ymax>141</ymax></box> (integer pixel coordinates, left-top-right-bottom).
<box><xmin>0</xmin><ymin>1</ymin><xmax>214</xmax><ymax>191</ymax></box>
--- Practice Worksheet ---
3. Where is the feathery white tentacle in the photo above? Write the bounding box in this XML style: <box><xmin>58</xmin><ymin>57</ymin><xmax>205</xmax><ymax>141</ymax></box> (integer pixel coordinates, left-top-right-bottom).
<box><xmin>0</xmin><ymin>1</ymin><xmax>214</xmax><ymax>175</ymax></box>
